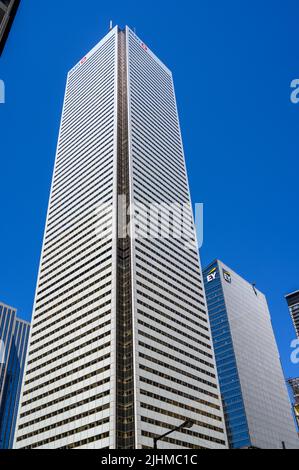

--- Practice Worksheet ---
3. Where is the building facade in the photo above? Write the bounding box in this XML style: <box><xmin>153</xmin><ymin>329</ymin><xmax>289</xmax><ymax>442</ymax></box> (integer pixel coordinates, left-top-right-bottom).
<box><xmin>285</xmin><ymin>291</ymin><xmax>299</xmax><ymax>339</ymax></box>
<box><xmin>14</xmin><ymin>26</ymin><xmax>228</xmax><ymax>449</ymax></box>
<box><xmin>0</xmin><ymin>302</ymin><xmax>30</xmax><ymax>448</ymax></box>
<box><xmin>288</xmin><ymin>378</ymin><xmax>299</xmax><ymax>430</ymax></box>
<box><xmin>0</xmin><ymin>0</ymin><xmax>20</xmax><ymax>55</ymax></box>
<box><xmin>203</xmin><ymin>260</ymin><xmax>299</xmax><ymax>449</ymax></box>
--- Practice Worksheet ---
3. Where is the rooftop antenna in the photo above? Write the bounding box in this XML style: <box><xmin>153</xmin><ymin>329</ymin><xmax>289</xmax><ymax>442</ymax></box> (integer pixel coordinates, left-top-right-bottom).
<box><xmin>109</xmin><ymin>20</ymin><xmax>113</xmax><ymax>31</ymax></box>
<box><xmin>252</xmin><ymin>282</ymin><xmax>258</xmax><ymax>296</ymax></box>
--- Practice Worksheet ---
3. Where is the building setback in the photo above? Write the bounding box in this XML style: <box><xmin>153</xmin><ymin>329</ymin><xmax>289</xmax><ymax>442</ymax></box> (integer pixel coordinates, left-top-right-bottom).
<box><xmin>0</xmin><ymin>0</ymin><xmax>20</xmax><ymax>55</ymax></box>
<box><xmin>285</xmin><ymin>291</ymin><xmax>299</xmax><ymax>339</ymax></box>
<box><xmin>14</xmin><ymin>26</ymin><xmax>227</xmax><ymax>449</ymax></box>
<box><xmin>0</xmin><ymin>302</ymin><xmax>30</xmax><ymax>448</ymax></box>
<box><xmin>203</xmin><ymin>260</ymin><xmax>299</xmax><ymax>449</ymax></box>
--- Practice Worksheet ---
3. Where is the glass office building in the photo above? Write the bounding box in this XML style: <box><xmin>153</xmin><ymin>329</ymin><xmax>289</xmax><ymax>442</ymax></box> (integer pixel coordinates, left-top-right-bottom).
<box><xmin>0</xmin><ymin>302</ymin><xmax>30</xmax><ymax>448</ymax></box>
<box><xmin>0</xmin><ymin>0</ymin><xmax>20</xmax><ymax>55</ymax></box>
<box><xmin>285</xmin><ymin>291</ymin><xmax>299</xmax><ymax>339</ymax></box>
<box><xmin>14</xmin><ymin>26</ymin><xmax>227</xmax><ymax>449</ymax></box>
<box><xmin>203</xmin><ymin>264</ymin><xmax>250</xmax><ymax>448</ymax></box>
<box><xmin>203</xmin><ymin>260</ymin><xmax>299</xmax><ymax>449</ymax></box>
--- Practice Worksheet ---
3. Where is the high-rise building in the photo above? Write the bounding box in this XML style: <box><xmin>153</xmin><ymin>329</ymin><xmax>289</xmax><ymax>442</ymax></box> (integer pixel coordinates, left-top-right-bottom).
<box><xmin>0</xmin><ymin>0</ymin><xmax>20</xmax><ymax>55</ymax></box>
<box><xmin>0</xmin><ymin>302</ymin><xmax>30</xmax><ymax>449</ymax></box>
<box><xmin>203</xmin><ymin>260</ymin><xmax>299</xmax><ymax>449</ymax></box>
<box><xmin>285</xmin><ymin>291</ymin><xmax>299</xmax><ymax>339</ymax></box>
<box><xmin>14</xmin><ymin>26</ymin><xmax>228</xmax><ymax>450</ymax></box>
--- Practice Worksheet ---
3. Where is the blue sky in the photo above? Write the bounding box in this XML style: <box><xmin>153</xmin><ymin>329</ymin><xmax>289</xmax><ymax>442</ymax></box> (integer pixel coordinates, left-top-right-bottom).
<box><xmin>0</xmin><ymin>0</ymin><xmax>298</xmax><ymax>380</ymax></box>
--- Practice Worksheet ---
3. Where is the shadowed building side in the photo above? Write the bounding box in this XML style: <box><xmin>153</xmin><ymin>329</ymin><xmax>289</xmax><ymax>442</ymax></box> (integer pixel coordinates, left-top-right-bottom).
<box><xmin>285</xmin><ymin>291</ymin><xmax>299</xmax><ymax>339</ymax></box>
<box><xmin>0</xmin><ymin>0</ymin><xmax>21</xmax><ymax>55</ymax></box>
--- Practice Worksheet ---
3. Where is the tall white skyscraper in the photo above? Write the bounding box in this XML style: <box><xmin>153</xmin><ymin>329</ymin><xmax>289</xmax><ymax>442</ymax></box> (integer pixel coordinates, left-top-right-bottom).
<box><xmin>14</xmin><ymin>26</ymin><xmax>228</xmax><ymax>449</ymax></box>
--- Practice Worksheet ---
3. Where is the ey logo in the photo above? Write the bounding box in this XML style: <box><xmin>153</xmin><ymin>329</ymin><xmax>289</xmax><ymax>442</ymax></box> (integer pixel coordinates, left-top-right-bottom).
<box><xmin>207</xmin><ymin>267</ymin><xmax>217</xmax><ymax>283</ymax></box>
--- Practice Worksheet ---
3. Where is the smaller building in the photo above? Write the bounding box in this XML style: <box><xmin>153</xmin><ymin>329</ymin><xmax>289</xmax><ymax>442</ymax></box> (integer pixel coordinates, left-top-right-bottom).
<box><xmin>203</xmin><ymin>260</ymin><xmax>299</xmax><ymax>449</ymax></box>
<box><xmin>0</xmin><ymin>0</ymin><xmax>21</xmax><ymax>55</ymax></box>
<box><xmin>288</xmin><ymin>378</ymin><xmax>299</xmax><ymax>430</ymax></box>
<box><xmin>285</xmin><ymin>291</ymin><xmax>299</xmax><ymax>339</ymax></box>
<box><xmin>0</xmin><ymin>302</ymin><xmax>30</xmax><ymax>448</ymax></box>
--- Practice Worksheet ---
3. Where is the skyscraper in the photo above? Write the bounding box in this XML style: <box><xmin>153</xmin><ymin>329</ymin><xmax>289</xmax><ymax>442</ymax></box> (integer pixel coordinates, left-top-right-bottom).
<box><xmin>0</xmin><ymin>0</ymin><xmax>20</xmax><ymax>55</ymax></box>
<box><xmin>14</xmin><ymin>26</ymin><xmax>227</xmax><ymax>450</ymax></box>
<box><xmin>0</xmin><ymin>302</ymin><xmax>30</xmax><ymax>449</ymax></box>
<box><xmin>203</xmin><ymin>260</ymin><xmax>299</xmax><ymax>449</ymax></box>
<box><xmin>285</xmin><ymin>291</ymin><xmax>299</xmax><ymax>339</ymax></box>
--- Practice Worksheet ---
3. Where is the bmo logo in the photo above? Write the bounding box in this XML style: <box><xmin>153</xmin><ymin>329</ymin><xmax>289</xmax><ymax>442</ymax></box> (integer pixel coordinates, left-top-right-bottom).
<box><xmin>223</xmin><ymin>270</ymin><xmax>232</xmax><ymax>284</ymax></box>
<box><xmin>207</xmin><ymin>267</ymin><xmax>217</xmax><ymax>283</ymax></box>
<box><xmin>72</xmin><ymin>56</ymin><xmax>88</xmax><ymax>73</ymax></box>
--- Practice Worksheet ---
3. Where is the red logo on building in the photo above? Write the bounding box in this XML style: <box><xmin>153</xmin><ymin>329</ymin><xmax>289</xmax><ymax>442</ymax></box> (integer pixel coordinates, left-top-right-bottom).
<box><xmin>141</xmin><ymin>43</ymin><xmax>148</xmax><ymax>51</ymax></box>
<box><xmin>80</xmin><ymin>56</ymin><xmax>87</xmax><ymax>65</ymax></box>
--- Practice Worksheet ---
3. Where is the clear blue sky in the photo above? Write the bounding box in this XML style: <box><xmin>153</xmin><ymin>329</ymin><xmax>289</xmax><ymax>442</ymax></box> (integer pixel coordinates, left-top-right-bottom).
<box><xmin>0</xmin><ymin>0</ymin><xmax>298</xmax><ymax>380</ymax></box>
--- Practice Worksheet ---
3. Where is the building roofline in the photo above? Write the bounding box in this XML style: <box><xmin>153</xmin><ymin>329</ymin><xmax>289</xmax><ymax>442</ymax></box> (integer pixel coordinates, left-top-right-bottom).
<box><xmin>0</xmin><ymin>0</ymin><xmax>21</xmax><ymax>56</ymax></box>
<box><xmin>0</xmin><ymin>301</ymin><xmax>17</xmax><ymax>311</ymax></box>
<box><xmin>285</xmin><ymin>290</ymin><xmax>299</xmax><ymax>299</ymax></box>
<box><xmin>203</xmin><ymin>259</ymin><xmax>266</xmax><ymax>296</ymax></box>
<box><xmin>125</xmin><ymin>26</ymin><xmax>172</xmax><ymax>75</ymax></box>
<box><xmin>68</xmin><ymin>24</ymin><xmax>119</xmax><ymax>75</ymax></box>
<box><xmin>203</xmin><ymin>259</ymin><xmax>220</xmax><ymax>272</ymax></box>
<box><xmin>16</xmin><ymin>317</ymin><xmax>31</xmax><ymax>326</ymax></box>
<box><xmin>0</xmin><ymin>302</ymin><xmax>30</xmax><ymax>324</ymax></box>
